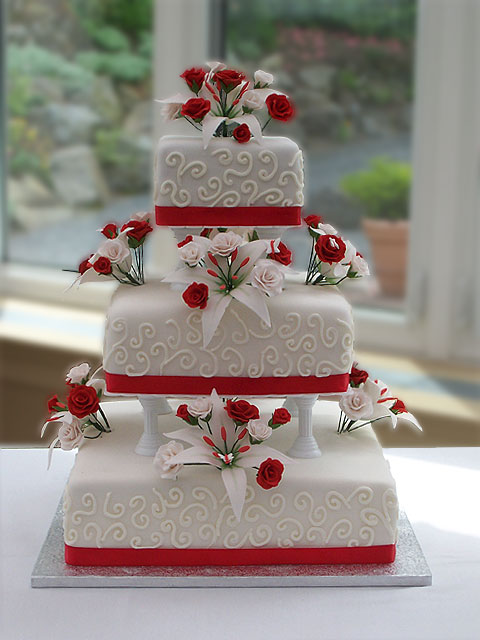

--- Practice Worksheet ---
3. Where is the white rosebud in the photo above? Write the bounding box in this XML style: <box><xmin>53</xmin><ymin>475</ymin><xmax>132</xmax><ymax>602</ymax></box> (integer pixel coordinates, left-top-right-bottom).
<box><xmin>153</xmin><ymin>441</ymin><xmax>184</xmax><ymax>479</ymax></box>
<box><xmin>312</xmin><ymin>222</ymin><xmax>339</xmax><ymax>236</ymax></box>
<box><xmin>339</xmin><ymin>387</ymin><xmax>374</xmax><ymax>421</ymax></box>
<box><xmin>97</xmin><ymin>237</ymin><xmax>131</xmax><ymax>265</ymax></box>
<box><xmin>58</xmin><ymin>415</ymin><xmax>84</xmax><ymax>451</ymax></box>
<box><xmin>247</xmin><ymin>419</ymin><xmax>272</xmax><ymax>442</ymax></box>
<box><xmin>187</xmin><ymin>396</ymin><xmax>213</xmax><ymax>419</ymax></box>
<box><xmin>254</xmin><ymin>69</ymin><xmax>274</xmax><ymax>86</ymax></box>
<box><xmin>241</xmin><ymin>89</ymin><xmax>264</xmax><ymax>111</ymax></box>
<box><xmin>250</xmin><ymin>259</ymin><xmax>285</xmax><ymax>296</ymax></box>
<box><xmin>66</xmin><ymin>363</ymin><xmax>90</xmax><ymax>384</ymax></box>
<box><xmin>210</xmin><ymin>231</ymin><xmax>243</xmax><ymax>257</ymax></box>
<box><xmin>350</xmin><ymin>252</ymin><xmax>370</xmax><ymax>276</ymax></box>
<box><xmin>178</xmin><ymin>240</ymin><xmax>206</xmax><ymax>267</ymax></box>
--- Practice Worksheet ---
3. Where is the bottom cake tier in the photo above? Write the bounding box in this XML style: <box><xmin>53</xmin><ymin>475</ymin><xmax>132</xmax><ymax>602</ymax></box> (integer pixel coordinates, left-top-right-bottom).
<box><xmin>63</xmin><ymin>399</ymin><xmax>399</xmax><ymax>566</ymax></box>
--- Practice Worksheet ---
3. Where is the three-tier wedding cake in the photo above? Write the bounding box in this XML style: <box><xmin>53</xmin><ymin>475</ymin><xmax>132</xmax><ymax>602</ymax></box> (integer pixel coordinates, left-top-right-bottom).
<box><xmin>44</xmin><ymin>63</ymin><xmax>420</xmax><ymax>567</ymax></box>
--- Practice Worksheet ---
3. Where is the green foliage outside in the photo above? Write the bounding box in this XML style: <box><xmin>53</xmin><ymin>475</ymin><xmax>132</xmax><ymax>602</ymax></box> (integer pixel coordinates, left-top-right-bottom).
<box><xmin>8</xmin><ymin>118</ymin><xmax>51</xmax><ymax>181</ymax></box>
<box><xmin>75</xmin><ymin>50</ymin><xmax>150</xmax><ymax>82</ymax></box>
<box><xmin>73</xmin><ymin>0</ymin><xmax>153</xmax><ymax>39</ymax></box>
<box><xmin>340</xmin><ymin>157</ymin><xmax>411</xmax><ymax>220</ymax></box>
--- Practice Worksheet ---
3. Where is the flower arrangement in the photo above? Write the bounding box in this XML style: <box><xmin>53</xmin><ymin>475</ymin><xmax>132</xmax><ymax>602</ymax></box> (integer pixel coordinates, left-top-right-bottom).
<box><xmin>164</xmin><ymin>230</ymin><xmax>293</xmax><ymax>347</ymax></box>
<box><xmin>42</xmin><ymin>363</ymin><xmax>111</xmax><ymax>467</ymax></box>
<box><xmin>75</xmin><ymin>211</ymin><xmax>153</xmax><ymax>286</ymax></box>
<box><xmin>304</xmin><ymin>215</ymin><xmax>370</xmax><ymax>286</ymax></box>
<box><xmin>337</xmin><ymin>364</ymin><xmax>421</xmax><ymax>434</ymax></box>
<box><xmin>157</xmin><ymin>61</ymin><xmax>295</xmax><ymax>148</ymax></box>
<box><xmin>153</xmin><ymin>390</ymin><xmax>293</xmax><ymax>520</ymax></box>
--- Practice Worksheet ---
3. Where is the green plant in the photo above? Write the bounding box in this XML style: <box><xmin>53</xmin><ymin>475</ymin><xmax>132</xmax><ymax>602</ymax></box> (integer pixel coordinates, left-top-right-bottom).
<box><xmin>340</xmin><ymin>157</ymin><xmax>411</xmax><ymax>220</ymax></box>
<box><xmin>73</xmin><ymin>0</ymin><xmax>153</xmax><ymax>39</ymax></box>
<box><xmin>7</xmin><ymin>118</ymin><xmax>51</xmax><ymax>181</ymax></box>
<box><xmin>7</xmin><ymin>44</ymin><xmax>93</xmax><ymax>92</ymax></box>
<box><xmin>76</xmin><ymin>50</ymin><xmax>150</xmax><ymax>82</ymax></box>
<box><xmin>87</xmin><ymin>24</ymin><xmax>130</xmax><ymax>52</ymax></box>
<box><xmin>7</xmin><ymin>74</ymin><xmax>44</xmax><ymax>117</ymax></box>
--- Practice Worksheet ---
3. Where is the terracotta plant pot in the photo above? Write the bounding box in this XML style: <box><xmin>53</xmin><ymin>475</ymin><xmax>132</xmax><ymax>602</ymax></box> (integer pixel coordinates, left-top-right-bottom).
<box><xmin>361</xmin><ymin>218</ymin><xmax>409</xmax><ymax>297</ymax></box>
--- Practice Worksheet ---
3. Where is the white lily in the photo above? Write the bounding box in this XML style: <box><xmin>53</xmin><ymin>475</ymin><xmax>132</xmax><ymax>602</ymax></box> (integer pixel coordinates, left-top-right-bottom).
<box><xmin>165</xmin><ymin>390</ymin><xmax>292</xmax><ymax>521</ymax></box>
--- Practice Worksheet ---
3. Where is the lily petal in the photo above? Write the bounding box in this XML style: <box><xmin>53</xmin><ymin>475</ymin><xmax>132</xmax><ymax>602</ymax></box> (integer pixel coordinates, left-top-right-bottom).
<box><xmin>202</xmin><ymin>294</ymin><xmax>232</xmax><ymax>347</ymax></box>
<box><xmin>202</xmin><ymin>114</ymin><xmax>227</xmax><ymax>148</ymax></box>
<box><xmin>221</xmin><ymin>466</ymin><xmax>247</xmax><ymax>522</ymax></box>
<box><xmin>169</xmin><ymin>446</ymin><xmax>216</xmax><ymax>466</ymax></box>
<box><xmin>230</xmin><ymin>286</ymin><xmax>271</xmax><ymax>327</ymax></box>
<box><xmin>227</xmin><ymin>113</ymin><xmax>263</xmax><ymax>144</ymax></box>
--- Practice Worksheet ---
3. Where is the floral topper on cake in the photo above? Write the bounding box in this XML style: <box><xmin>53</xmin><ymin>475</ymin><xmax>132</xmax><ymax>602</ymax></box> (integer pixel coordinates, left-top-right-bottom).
<box><xmin>304</xmin><ymin>215</ymin><xmax>370</xmax><ymax>286</ymax></box>
<box><xmin>42</xmin><ymin>363</ymin><xmax>111</xmax><ymax>467</ymax></box>
<box><xmin>156</xmin><ymin>61</ymin><xmax>295</xmax><ymax>148</ymax></box>
<box><xmin>163</xmin><ymin>230</ymin><xmax>292</xmax><ymax>347</ymax></box>
<box><xmin>153</xmin><ymin>389</ymin><xmax>293</xmax><ymax>521</ymax></box>
<box><xmin>73</xmin><ymin>211</ymin><xmax>153</xmax><ymax>287</ymax></box>
<box><xmin>337</xmin><ymin>364</ymin><xmax>421</xmax><ymax>434</ymax></box>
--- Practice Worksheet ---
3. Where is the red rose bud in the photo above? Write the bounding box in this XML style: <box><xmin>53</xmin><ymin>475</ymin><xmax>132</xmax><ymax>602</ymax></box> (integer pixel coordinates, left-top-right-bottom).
<box><xmin>206</xmin><ymin>269</ymin><xmax>219</xmax><ymax>278</ymax></box>
<box><xmin>268</xmin><ymin>241</ymin><xmax>292</xmax><ymax>266</ymax></box>
<box><xmin>182</xmin><ymin>282</ymin><xmax>209</xmax><ymax>309</ymax></box>
<box><xmin>304</xmin><ymin>215</ymin><xmax>323</xmax><ymax>228</ymax></box>
<box><xmin>221</xmin><ymin>426</ymin><xmax>227</xmax><ymax>441</ymax></box>
<box><xmin>238</xmin><ymin>445</ymin><xmax>250</xmax><ymax>453</ymax></box>
<box><xmin>225</xmin><ymin>399</ymin><xmax>260</xmax><ymax>423</ymax></box>
<box><xmin>213</xmin><ymin>69</ymin><xmax>246</xmax><ymax>91</ymax></box>
<box><xmin>181</xmin><ymin>97</ymin><xmax>211</xmax><ymax>122</ymax></box>
<box><xmin>200</xmin><ymin>227</ymin><xmax>212</xmax><ymax>237</ymax></box>
<box><xmin>203</xmin><ymin>436</ymin><xmax>216</xmax><ymax>447</ymax></box>
<box><xmin>391</xmin><ymin>399</ymin><xmax>408</xmax><ymax>414</ymax></box>
<box><xmin>349</xmin><ymin>365</ymin><xmax>369</xmax><ymax>387</ymax></box>
<box><xmin>271</xmin><ymin>408</ymin><xmax>291</xmax><ymax>426</ymax></box>
<box><xmin>256</xmin><ymin>458</ymin><xmax>285</xmax><ymax>490</ymax></box>
<box><xmin>238</xmin><ymin>427</ymin><xmax>248</xmax><ymax>440</ymax></box>
<box><xmin>47</xmin><ymin>394</ymin><xmax>64</xmax><ymax>413</ymax></box>
<box><xmin>231</xmin><ymin>248</ymin><xmax>238</xmax><ymax>262</ymax></box>
<box><xmin>239</xmin><ymin>257</ymin><xmax>250</xmax><ymax>268</ymax></box>
<box><xmin>101</xmin><ymin>223</ymin><xmax>117</xmax><ymax>239</ymax></box>
<box><xmin>205</xmin><ymin>81</ymin><xmax>221</xmax><ymax>102</ymax></box>
<box><xmin>78</xmin><ymin>255</ymin><xmax>93</xmax><ymax>274</ymax></box>
<box><xmin>265</xmin><ymin>93</ymin><xmax>295</xmax><ymax>122</ymax></box>
<box><xmin>315</xmin><ymin>234</ymin><xmax>346</xmax><ymax>264</ymax></box>
<box><xmin>232</xmin><ymin>124</ymin><xmax>251</xmax><ymax>144</ymax></box>
<box><xmin>177</xmin><ymin>235</ymin><xmax>193</xmax><ymax>248</ymax></box>
<box><xmin>212</xmin><ymin>451</ymin><xmax>220</xmax><ymax>458</ymax></box>
<box><xmin>67</xmin><ymin>384</ymin><xmax>100</xmax><ymax>419</ymax></box>
<box><xmin>93</xmin><ymin>256</ymin><xmax>112</xmax><ymax>274</ymax></box>
<box><xmin>121</xmin><ymin>220</ymin><xmax>153</xmax><ymax>243</ymax></box>
<box><xmin>176</xmin><ymin>404</ymin><xmax>190</xmax><ymax>421</ymax></box>
<box><xmin>208</xmin><ymin>252</ymin><xmax>219</xmax><ymax>266</ymax></box>
<box><xmin>180</xmin><ymin>67</ymin><xmax>206</xmax><ymax>93</ymax></box>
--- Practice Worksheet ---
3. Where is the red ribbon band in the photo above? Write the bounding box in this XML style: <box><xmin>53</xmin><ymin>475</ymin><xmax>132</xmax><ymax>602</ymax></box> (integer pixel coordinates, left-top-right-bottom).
<box><xmin>65</xmin><ymin>543</ymin><xmax>396</xmax><ymax>566</ymax></box>
<box><xmin>105</xmin><ymin>372</ymin><xmax>349</xmax><ymax>396</ymax></box>
<box><xmin>155</xmin><ymin>205</ymin><xmax>302</xmax><ymax>227</ymax></box>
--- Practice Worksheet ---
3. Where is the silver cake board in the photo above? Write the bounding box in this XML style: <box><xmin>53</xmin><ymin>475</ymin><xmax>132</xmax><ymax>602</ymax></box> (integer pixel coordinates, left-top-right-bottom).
<box><xmin>31</xmin><ymin>500</ymin><xmax>431</xmax><ymax>588</ymax></box>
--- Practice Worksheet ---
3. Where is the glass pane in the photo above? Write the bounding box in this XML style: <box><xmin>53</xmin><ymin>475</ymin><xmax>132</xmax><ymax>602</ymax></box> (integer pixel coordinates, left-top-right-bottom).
<box><xmin>225</xmin><ymin>0</ymin><xmax>416</xmax><ymax>311</ymax></box>
<box><xmin>6</xmin><ymin>0</ymin><xmax>153</xmax><ymax>270</ymax></box>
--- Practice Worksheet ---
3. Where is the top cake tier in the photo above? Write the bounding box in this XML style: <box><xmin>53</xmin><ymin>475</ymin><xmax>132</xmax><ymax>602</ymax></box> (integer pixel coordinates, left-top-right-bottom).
<box><xmin>154</xmin><ymin>136</ymin><xmax>304</xmax><ymax>228</ymax></box>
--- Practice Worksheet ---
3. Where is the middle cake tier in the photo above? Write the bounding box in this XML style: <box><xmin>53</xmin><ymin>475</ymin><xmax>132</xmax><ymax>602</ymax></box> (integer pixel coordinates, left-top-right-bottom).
<box><xmin>104</xmin><ymin>281</ymin><xmax>354</xmax><ymax>397</ymax></box>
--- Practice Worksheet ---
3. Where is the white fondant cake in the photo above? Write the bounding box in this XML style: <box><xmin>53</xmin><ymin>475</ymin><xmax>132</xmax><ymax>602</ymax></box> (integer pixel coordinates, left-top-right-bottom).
<box><xmin>64</xmin><ymin>400</ymin><xmax>398</xmax><ymax>552</ymax></box>
<box><xmin>154</xmin><ymin>136</ymin><xmax>303</xmax><ymax>227</ymax></box>
<box><xmin>103</xmin><ymin>280</ymin><xmax>354</xmax><ymax>396</ymax></box>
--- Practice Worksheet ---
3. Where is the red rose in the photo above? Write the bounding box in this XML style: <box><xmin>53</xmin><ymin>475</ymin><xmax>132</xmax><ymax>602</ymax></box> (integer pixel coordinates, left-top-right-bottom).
<box><xmin>177</xmin><ymin>235</ymin><xmax>193</xmax><ymax>248</ymax></box>
<box><xmin>67</xmin><ymin>384</ymin><xmax>99</xmax><ymax>419</ymax></box>
<box><xmin>214</xmin><ymin>69</ymin><xmax>246</xmax><ymax>91</ymax></box>
<box><xmin>232</xmin><ymin>124</ymin><xmax>251</xmax><ymax>143</ymax></box>
<box><xmin>182</xmin><ymin>282</ymin><xmax>209</xmax><ymax>309</ymax></box>
<box><xmin>47</xmin><ymin>394</ymin><xmax>65</xmax><ymax>413</ymax></box>
<box><xmin>271</xmin><ymin>408</ymin><xmax>291</xmax><ymax>426</ymax></box>
<box><xmin>391</xmin><ymin>399</ymin><xmax>408</xmax><ymax>414</ymax></box>
<box><xmin>265</xmin><ymin>93</ymin><xmax>295</xmax><ymax>122</ymax></box>
<box><xmin>304</xmin><ymin>215</ymin><xmax>323</xmax><ymax>228</ymax></box>
<box><xmin>93</xmin><ymin>256</ymin><xmax>112</xmax><ymax>274</ymax></box>
<box><xmin>101</xmin><ymin>223</ymin><xmax>117</xmax><ymax>239</ymax></box>
<box><xmin>225</xmin><ymin>399</ymin><xmax>259</xmax><ymax>424</ymax></box>
<box><xmin>181</xmin><ymin>97</ymin><xmax>211</xmax><ymax>122</ymax></box>
<box><xmin>350</xmin><ymin>365</ymin><xmax>369</xmax><ymax>387</ymax></box>
<box><xmin>176</xmin><ymin>404</ymin><xmax>191</xmax><ymax>421</ymax></box>
<box><xmin>180</xmin><ymin>67</ymin><xmax>206</xmax><ymax>93</ymax></box>
<box><xmin>315</xmin><ymin>234</ymin><xmax>346</xmax><ymax>264</ymax></box>
<box><xmin>268</xmin><ymin>241</ymin><xmax>292</xmax><ymax>266</ymax></box>
<box><xmin>78</xmin><ymin>255</ymin><xmax>93</xmax><ymax>274</ymax></box>
<box><xmin>256</xmin><ymin>458</ymin><xmax>284</xmax><ymax>490</ymax></box>
<box><xmin>121</xmin><ymin>220</ymin><xmax>153</xmax><ymax>243</ymax></box>
<box><xmin>200</xmin><ymin>228</ymin><xmax>212</xmax><ymax>238</ymax></box>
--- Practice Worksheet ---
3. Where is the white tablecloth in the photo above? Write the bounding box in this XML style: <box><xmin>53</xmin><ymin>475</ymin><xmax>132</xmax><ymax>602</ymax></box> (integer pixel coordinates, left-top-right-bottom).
<box><xmin>1</xmin><ymin>447</ymin><xmax>479</xmax><ymax>640</ymax></box>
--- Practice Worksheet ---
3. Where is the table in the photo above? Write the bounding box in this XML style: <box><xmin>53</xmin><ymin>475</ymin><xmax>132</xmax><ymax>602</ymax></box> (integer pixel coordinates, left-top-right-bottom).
<box><xmin>1</xmin><ymin>447</ymin><xmax>479</xmax><ymax>640</ymax></box>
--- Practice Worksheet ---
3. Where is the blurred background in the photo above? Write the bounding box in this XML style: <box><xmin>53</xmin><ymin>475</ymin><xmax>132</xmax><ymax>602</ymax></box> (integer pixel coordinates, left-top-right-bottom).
<box><xmin>1</xmin><ymin>0</ymin><xmax>479</xmax><ymax>447</ymax></box>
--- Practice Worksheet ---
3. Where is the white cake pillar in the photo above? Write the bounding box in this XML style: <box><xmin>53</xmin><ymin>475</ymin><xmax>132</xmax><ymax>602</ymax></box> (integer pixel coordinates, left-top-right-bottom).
<box><xmin>287</xmin><ymin>394</ymin><xmax>321</xmax><ymax>458</ymax></box>
<box><xmin>283</xmin><ymin>396</ymin><xmax>299</xmax><ymax>418</ymax></box>
<box><xmin>135</xmin><ymin>396</ymin><xmax>172</xmax><ymax>456</ymax></box>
